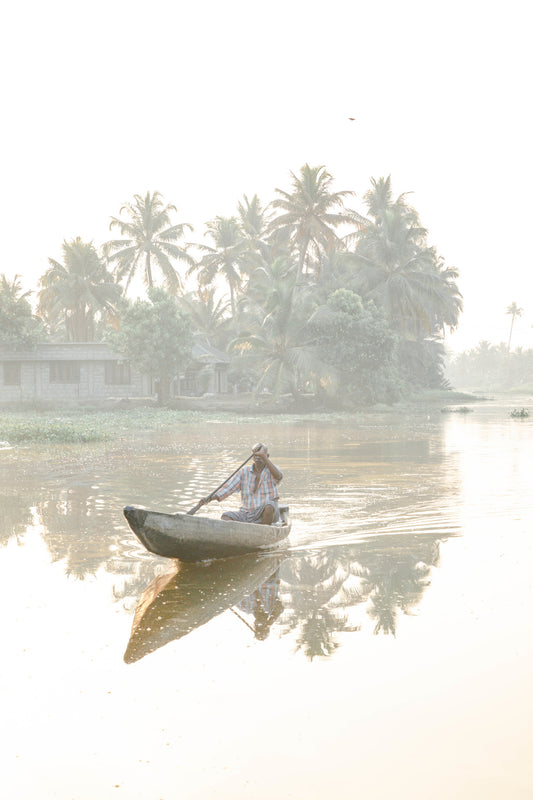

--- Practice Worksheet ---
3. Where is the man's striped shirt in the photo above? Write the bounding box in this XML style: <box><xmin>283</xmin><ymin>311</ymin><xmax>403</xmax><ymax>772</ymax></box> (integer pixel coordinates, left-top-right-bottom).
<box><xmin>215</xmin><ymin>463</ymin><xmax>282</xmax><ymax>511</ymax></box>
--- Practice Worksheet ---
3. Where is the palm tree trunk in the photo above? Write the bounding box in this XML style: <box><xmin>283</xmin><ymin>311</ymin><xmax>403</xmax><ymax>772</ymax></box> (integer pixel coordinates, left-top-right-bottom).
<box><xmin>507</xmin><ymin>315</ymin><xmax>515</xmax><ymax>352</ymax></box>
<box><xmin>229</xmin><ymin>283</ymin><xmax>236</xmax><ymax>320</ymax></box>
<box><xmin>296</xmin><ymin>240</ymin><xmax>309</xmax><ymax>285</ymax></box>
<box><xmin>145</xmin><ymin>252</ymin><xmax>153</xmax><ymax>288</ymax></box>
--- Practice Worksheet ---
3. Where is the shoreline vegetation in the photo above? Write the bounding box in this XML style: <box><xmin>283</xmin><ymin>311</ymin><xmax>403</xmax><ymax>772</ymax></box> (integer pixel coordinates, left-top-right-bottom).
<box><xmin>2</xmin><ymin>175</ymin><xmax>466</xmax><ymax>411</ymax></box>
<box><xmin>0</xmin><ymin>389</ymin><xmax>486</xmax><ymax>447</ymax></box>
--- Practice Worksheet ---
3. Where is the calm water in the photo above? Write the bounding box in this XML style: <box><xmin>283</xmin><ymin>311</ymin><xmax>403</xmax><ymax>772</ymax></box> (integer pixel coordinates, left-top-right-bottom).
<box><xmin>2</xmin><ymin>397</ymin><xmax>533</xmax><ymax>799</ymax></box>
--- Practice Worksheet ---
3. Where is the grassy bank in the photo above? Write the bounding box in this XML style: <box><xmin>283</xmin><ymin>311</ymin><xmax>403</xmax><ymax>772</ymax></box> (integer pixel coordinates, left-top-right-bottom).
<box><xmin>0</xmin><ymin>389</ymin><xmax>484</xmax><ymax>446</ymax></box>
<box><xmin>0</xmin><ymin>407</ymin><xmax>209</xmax><ymax>445</ymax></box>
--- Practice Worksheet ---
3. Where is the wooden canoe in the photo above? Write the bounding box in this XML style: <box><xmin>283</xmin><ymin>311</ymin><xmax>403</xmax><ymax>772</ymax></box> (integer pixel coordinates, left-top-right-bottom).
<box><xmin>123</xmin><ymin>505</ymin><xmax>291</xmax><ymax>562</ymax></box>
<box><xmin>124</xmin><ymin>552</ymin><xmax>285</xmax><ymax>663</ymax></box>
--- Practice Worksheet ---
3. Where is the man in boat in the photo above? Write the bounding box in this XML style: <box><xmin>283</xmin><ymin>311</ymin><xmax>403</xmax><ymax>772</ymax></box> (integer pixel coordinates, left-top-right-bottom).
<box><xmin>200</xmin><ymin>443</ymin><xmax>283</xmax><ymax>525</ymax></box>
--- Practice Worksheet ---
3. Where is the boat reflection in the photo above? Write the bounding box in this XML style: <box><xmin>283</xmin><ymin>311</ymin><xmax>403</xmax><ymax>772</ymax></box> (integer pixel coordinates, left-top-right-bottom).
<box><xmin>124</xmin><ymin>527</ymin><xmax>451</xmax><ymax>663</ymax></box>
<box><xmin>123</xmin><ymin>553</ymin><xmax>285</xmax><ymax>663</ymax></box>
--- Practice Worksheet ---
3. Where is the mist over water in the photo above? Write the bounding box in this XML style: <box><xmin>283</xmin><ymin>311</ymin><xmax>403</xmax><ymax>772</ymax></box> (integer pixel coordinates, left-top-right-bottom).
<box><xmin>2</xmin><ymin>396</ymin><xmax>532</xmax><ymax>798</ymax></box>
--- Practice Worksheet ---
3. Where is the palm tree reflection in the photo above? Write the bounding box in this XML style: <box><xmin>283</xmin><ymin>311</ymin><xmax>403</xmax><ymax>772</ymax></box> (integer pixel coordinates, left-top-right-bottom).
<box><xmin>0</xmin><ymin>494</ymin><xmax>35</xmax><ymax>547</ymax></box>
<box><xmin>279</xmin><ymin>554</ymin><xmax>363</xmax><ymax>659</ymax></box>
<box><xmin>364</xmin><ymin>549</ymin><xmax>435</xmax><ymax>636</ymax></box>
<box><xmin>279</xmin><ymin>536</ymin><xmax>442</xmax><ymax>657</ymax></box>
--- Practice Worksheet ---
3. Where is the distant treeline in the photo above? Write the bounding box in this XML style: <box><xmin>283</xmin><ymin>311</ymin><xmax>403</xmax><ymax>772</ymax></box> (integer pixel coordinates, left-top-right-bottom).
<box><xmin>0</xmin><ymin>166</ymin><xmax>463</xmax><ymax>406</ymax></box>
<box><xmin>446</xmin><ymin>342</ymin><xmax>533</xmax><ymax>392</ymax></box>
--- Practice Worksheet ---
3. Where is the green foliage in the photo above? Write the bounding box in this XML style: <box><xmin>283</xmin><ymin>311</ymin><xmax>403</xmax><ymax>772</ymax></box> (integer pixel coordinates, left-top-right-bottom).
<box><xmin>510</xmin><ymin>408</ymin><xmax>529</xmax><ymax>418</ymax></box>
<box><xmin>179</xmin><ymin>288</ymin><xmax>231</xmax><ymax>351</ymax></box>
<box><xmin>269</xmin><ymin>164</ymin><xmax>360</xmax><ymax>282</ymax></box>
<box><xmin>191</xmin><ymin>216</ymin><xmax>250</xmax><ymax>317</ymax></box>
<box><xmin>22</xmin><ymin>168</ymin><xmax>463</xmax><ymax>408</ymax></box>
<box><xmin>0</xmin><ymin>274</ymin><xmax>44</xmax><ymax>350</ymax></box>
<box><xmin>38</xmin><ymin>238</ymin><xmax>121</xmax><ymax>342</ymax></box>
<box><xmin>310</xmin><ymin>288</ymin><xmax>403</xmax><ymax>405</ymax></box>
<box><xmin>0</xmin><ymin>407</ymin><xmax>208</xmax><ymax>445</ymax></box>
<box><xmin>351</xmin><ymin>179</ymin><xmax>462</xmax><ymax>339</ymax></box>
<box><xmin>104</xmin><ymin>191</ymin><xmax>194</xmax><ymax>294</ymax></box>
<box><xmin>0</xmin><ymin>417</ymin><xmax>109</xmax><ymax>443</ymax></box>
<box><xmin>108</xmin><ymin>288</ymin><xmax>193</xmax><ymax>402</ymax></box>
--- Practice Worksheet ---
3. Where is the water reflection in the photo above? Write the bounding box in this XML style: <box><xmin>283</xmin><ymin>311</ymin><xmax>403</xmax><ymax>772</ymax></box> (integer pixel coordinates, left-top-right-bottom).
<box><xmin>233</xmin><ymin>568</ymin><xmax>283</xmax><ymax>640</ymax></box>
<box><xmin>38</xmin><ymin>485</ymin><xmax>128</xmax><ymax>579</ymax></box>
<box><xmin>0</xmin><ymin>493</ymin><xmax>35</xmax><ymax>546</ymax></box>
<box><xmin>0</xmin><ymin>413</ymin><xmax>469</xmax><ymax>662</ymax></box>
<box><xmin>121</xmin><ymin>528</ymin><xmax>448</xmax><ymax>662</ymax></box>
<box><xmin>280</xmin><ymin>534</ymin><xmax>441</xmax><ymax>658</ymax></box>
<box><xmin>123</xmin><ymin>553</ymin><xmax>285</xmax><ymax>663</ymax></box>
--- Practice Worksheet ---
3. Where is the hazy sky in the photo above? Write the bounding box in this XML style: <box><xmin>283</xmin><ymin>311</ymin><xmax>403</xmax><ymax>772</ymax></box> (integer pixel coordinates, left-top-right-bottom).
<box><xmin>2</xmin><ymin>0</ymin><xmax>532</xmax><ymax>352</ymax></box>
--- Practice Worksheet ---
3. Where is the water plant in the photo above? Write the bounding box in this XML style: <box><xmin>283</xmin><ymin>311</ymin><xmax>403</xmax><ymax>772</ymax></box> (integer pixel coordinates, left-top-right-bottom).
<box><xmin>510</xmin><ymin>408</ymin><xmax>529</xmax><ymax>418</ymax></box>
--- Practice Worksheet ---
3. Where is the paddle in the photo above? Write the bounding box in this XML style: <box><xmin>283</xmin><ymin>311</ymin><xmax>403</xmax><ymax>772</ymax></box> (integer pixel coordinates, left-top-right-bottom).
<box><xmin>186</xmin><ymin>452</ymin><xmax>255</xmax><ymax>515</ymax></box>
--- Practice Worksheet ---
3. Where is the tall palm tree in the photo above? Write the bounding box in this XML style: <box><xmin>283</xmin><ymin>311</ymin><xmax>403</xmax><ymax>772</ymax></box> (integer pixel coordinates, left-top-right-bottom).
<box><xmin>352</xmin><ymin>198</ymin><xmax>462</xmax><ymax>338</ymax></box>
<box><xmin>38</xmin><ymin>238</ymin><xmax>121</xmax><ymax>342</ymax></box>
<box><xmin>506</xmin><ymin>301</ymin><xmax>523</xmax><ymax>351</ymax></box>
<box><xmin>361</xmin><ymin>175</ymin><xmax>419</xmax><ymax>228</ymax></box>
<box><xmin>191</xmin><ymin>216</ymin><xmax>249</xmax><ymax>318</ymax></box>
<box><xmin>269</xmin><ymin>164</ymin><xmax>362</xmax><ymax>283</ymax></box>
<box><xmin>103</xmin><ymin>191</ymin><xmax>194</xmax><ymax>294</ymax></box>
<box><xmin>237</xmin><ymin>194</ymin><xmax>273</xmax><ymax>261</ymax></box>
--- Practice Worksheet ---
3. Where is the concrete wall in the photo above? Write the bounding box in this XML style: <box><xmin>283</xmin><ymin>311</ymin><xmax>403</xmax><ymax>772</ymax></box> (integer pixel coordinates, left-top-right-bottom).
<box><xmin>0</xmin><ymin>343</ymin><xmax>151</xmax><ymax>404</ymax></box>
<box><xmin>0</xmin><ymin>341</ymin><xmax>229</xmax><ymax>404</ymax></box>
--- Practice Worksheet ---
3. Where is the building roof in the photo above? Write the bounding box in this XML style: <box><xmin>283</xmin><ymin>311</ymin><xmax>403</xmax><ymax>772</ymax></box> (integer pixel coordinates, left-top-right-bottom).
<box><xmin>0</xmin><ymin>339</ymin><xmax>230</xmax><ymax>365</ymax></box>
<box><xmin>192</xmin><ymin>339</ymin><xmax>230</xmax><ymax>364</ymax></box>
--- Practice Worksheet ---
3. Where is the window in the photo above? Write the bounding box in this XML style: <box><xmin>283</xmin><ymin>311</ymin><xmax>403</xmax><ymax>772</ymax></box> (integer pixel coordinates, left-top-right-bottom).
<box><xmin>49</xmin><ymin>361</ymin><xmax>80</xmax><ymax>383</ymax></box>
<box><xmin>105</xmin><ymin>361</ymin><xmax>131</xmax><ymax>385</ymax></box>
<box><xmin>3</xmin><ymin>362</ymin><xmax>21</xmax><ymax>385</ymax></box>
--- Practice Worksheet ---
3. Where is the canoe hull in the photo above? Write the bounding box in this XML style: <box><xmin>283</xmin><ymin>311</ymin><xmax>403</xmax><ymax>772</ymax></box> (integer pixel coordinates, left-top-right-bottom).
<box><xmin>123</xmin><ymin>505</ymin><xmax>291</xmax><ymax>562</ymax></box>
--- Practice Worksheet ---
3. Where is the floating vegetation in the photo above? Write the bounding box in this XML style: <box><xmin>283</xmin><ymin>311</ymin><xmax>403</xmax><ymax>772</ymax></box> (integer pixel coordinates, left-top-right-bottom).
<box><xmin>0</xmin><ymin>418</ymin><xmax>110</xmax><ymax>444</ymax></box>
<box><xmin>441</xmin><ymin>406</ymin><xmax>473</xmax><ymax>414</ymax></box>
<box><xmin>510</xmin><ymin>408</ymin><xmax>529</xmax><ymax>418</ymax></box>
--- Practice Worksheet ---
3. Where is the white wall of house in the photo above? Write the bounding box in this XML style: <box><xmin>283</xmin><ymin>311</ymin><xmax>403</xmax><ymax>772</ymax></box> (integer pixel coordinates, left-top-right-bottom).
<box><xmin>0</xmin><ymin>340</ymin><xmax>229</xmax><ymax>403</ymax></box>
<box><xmin>0</xmin><ymin>343</ymin><xmax>150</xmax><ymax>403</ymax></box>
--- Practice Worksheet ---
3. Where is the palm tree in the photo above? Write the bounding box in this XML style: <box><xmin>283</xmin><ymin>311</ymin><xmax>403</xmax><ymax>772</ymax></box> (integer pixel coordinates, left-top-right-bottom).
<box><xmin>240</xmin><ymin>254</ymin><xmax>296</xmax><ymax>317</ymax></box>
<box><xmin>179</xmin><ymin>287</ymin><xmax>231</xmax><ymax>350</ymax></box>
<box><xmin>269</xmin><ymin>164</ymin><xmax>361</xmax><ymax>283</ymax></box>
<box><xmin>232</xmin><ymin>280</ymin><xmax>326</xmax><ymax>400</ymax></box>
<box><xmin>352</xmin><ymin>194</ymin><xmax>462</xmax><ymax>338</ymax></box>
<box><xmin>0</xmin><ymin>274</ymin><xmax>43</xmax><ymax>349</ymax></box>
<box><xmin>506</xmin><ymin>301</ymin><xmax>523</xmax><ymax>351</ymax></box>
<box><xmin>38</xmin><ymin>238</ymin><xmax>122</xmax><ymax>342</ymax></box>
<box><xmin>361</xmin><ymin>175</ymin><xmax>419</xmax><ymax>228</ymax></box>
<box><xmin>103</xmin><ymin>191</ymin><xmax>194</xmax><ymax>294</ymax></box>
<box><xmin>237</xmin><ymin>194</ymin><xmax>273</xmax><ymax>261</ymax></box>
<box><xmin>0</xmin><ymin>273</ymin><xmax>31</xmax><ymax>305</ymax></box>
<box><xmin>191</xmin><ymin>216</ymin><xmax>249</xmax><ymax>318</ymax></box>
